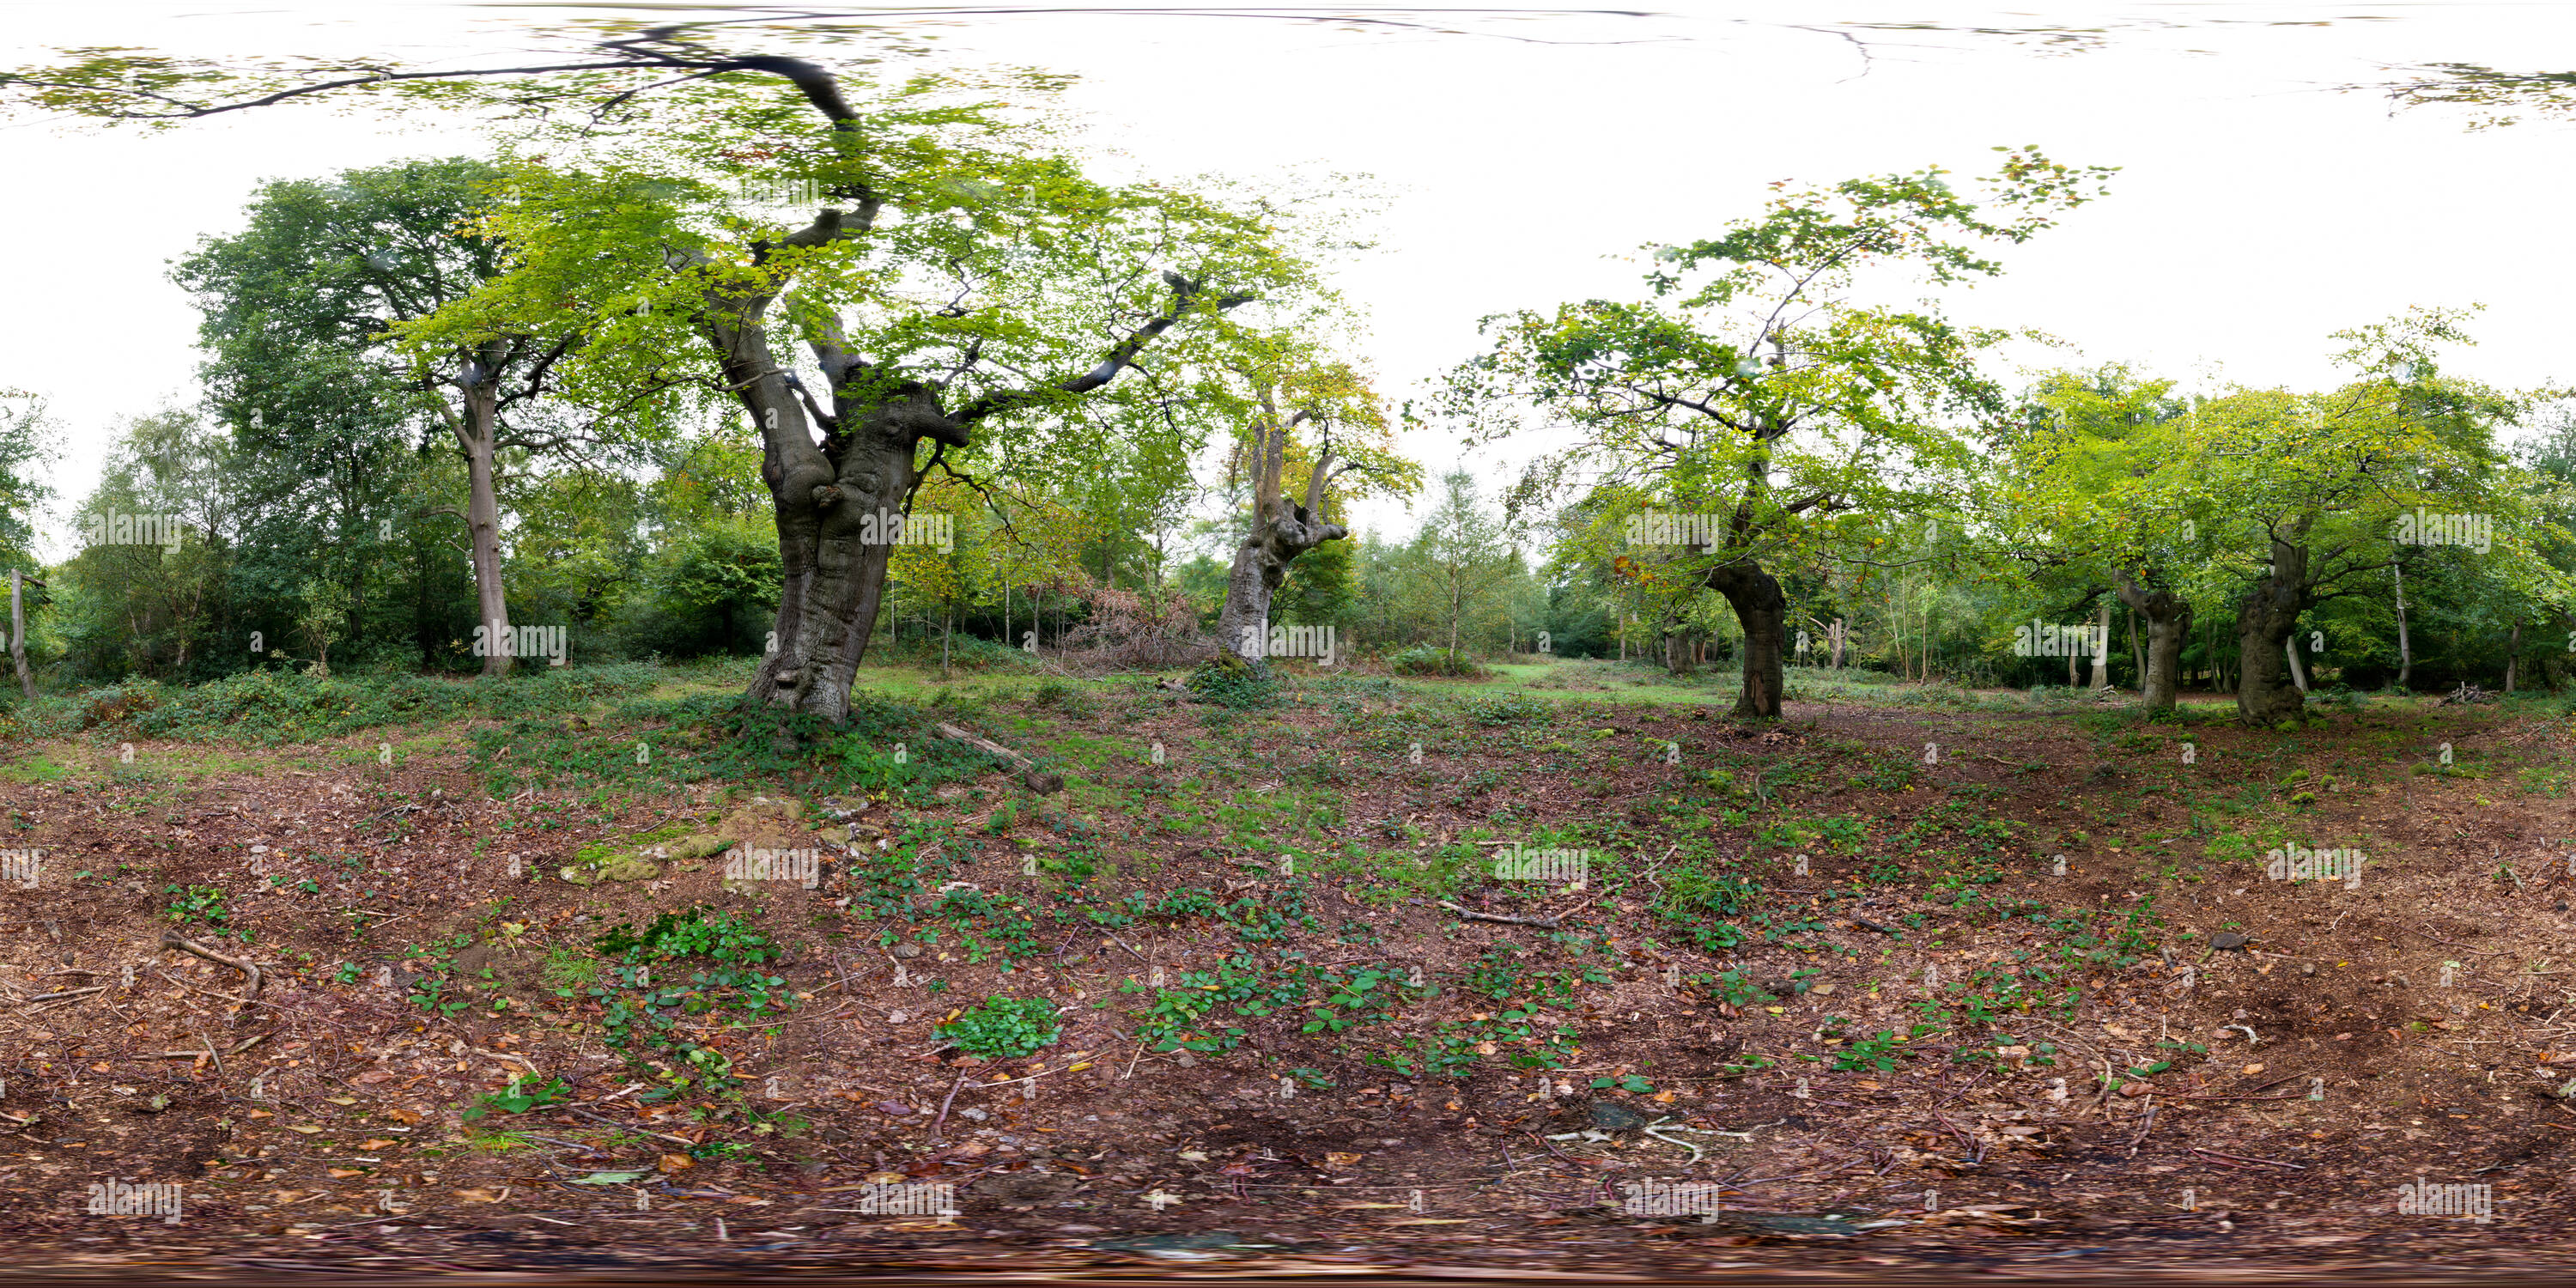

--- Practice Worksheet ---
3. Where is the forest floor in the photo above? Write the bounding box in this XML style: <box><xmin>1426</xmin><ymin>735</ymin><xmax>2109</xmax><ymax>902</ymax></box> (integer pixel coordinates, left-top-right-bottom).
<box><xmin>2</xmin><ymin>656</ymin><xmax>2574</xmax><ymax>1282</ymax></box>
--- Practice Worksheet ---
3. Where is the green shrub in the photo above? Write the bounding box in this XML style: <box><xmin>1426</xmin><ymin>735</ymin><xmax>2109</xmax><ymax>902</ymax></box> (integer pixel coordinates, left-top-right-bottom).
<box><xmin>1029</xmin><ymin>680</ymin><xmax>1098</xmax><ymax>719</ymax></box>
<box><xmin>592</xmin><ymin>906</ymin><xmax>777</xmax><ymax>965</ymax></box>
<box><xmin>1187</xmin><ymin>655</ymin><xmax>1279</xmax><ymax>709</ymax></box>
<box><xmin>1657</xmin><ymin>867</ymin><xmax>1760</xmax><ymax>919</ymax></box>
<box><xmin>1388</xmin><ymin>647</ymin><xmax>1486</xmax><ymax>678</ymax></box>
<box><xmin>936</xmin><ymin>995</ymin><xmax>1064</xmax><ymax>1060</ymax></box>
<box><xmin>1459</xmin><ymin>694</ymin><xmax>1547</xmax><ymax>726</ymax></box>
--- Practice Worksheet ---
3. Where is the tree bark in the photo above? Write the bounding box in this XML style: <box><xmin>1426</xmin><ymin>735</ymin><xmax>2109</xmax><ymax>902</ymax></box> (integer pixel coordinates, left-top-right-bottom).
<box><xmin>459</xmin><ymin>361</ymin><xmax>512</xmax><ymax>680</ymax></box>
<box><xmin>2393</xmin><ymin>563</ymin><xmax>2412</xmax><ymax>689</ymax></box>
<box><xmin>2127</xmin><ymin>604</ymin><xmax>2143</xmax><ymax>683</ymax></box>
<box><xmin>9</xmin><ymin>569</ymin><xmax>32</xmax><ymax>698</ymax></box>
<box><xmin>2506</xmin><ymin>619</ymin><xmax>2522</xmax><ymax>693</ymax></box>
<box><xmin>2111</xmin><ymin>571</ymin><xmax>2191</xmax><ymax>714</ymax></box>
<box><xmin>1708</xmin><ymin>562</ymin><xmax>1787</xmax><ymax>717</ymax></box>
<box><xmin>2234</xmin><ymin>527</ymin><xmax>2312</xmax><ymax>724</ymax></box>
<box><xmin>1212</xmin><ymin>390</ymin><xmax>1349</xmax><ymax>665</ymax></box>
<box><xmin>720</xmin><ymin>252</ymin><xmax>1242</xmax><ymax>735</ymax></box>
<box><xmin>2091</xmin><ymin>599</ymin><xmax>2111</xmax><ymax>690</ymax></box>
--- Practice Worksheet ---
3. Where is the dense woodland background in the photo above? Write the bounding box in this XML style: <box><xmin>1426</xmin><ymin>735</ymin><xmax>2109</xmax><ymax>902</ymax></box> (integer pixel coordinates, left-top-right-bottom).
<box><xmin>3</xmin><ymin>36</ymin><xmax>2574</xmax><ymax>712</ymax></box>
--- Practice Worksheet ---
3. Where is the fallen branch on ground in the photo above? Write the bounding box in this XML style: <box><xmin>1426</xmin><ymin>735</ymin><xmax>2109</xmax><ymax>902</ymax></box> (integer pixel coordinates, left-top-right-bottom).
<box><xmin>161</xmin><ymin>931</ymin><xmax>263</xmax><ymax>999</ymax></box>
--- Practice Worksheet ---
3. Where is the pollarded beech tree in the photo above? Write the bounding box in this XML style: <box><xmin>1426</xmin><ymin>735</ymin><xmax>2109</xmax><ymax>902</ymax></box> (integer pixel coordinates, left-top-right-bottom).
<box><xmin>1</xmin><ymin>23</ymin><xmax>1305</xmax><ymax>736</ymax></box>
<box><xmin>1990</xmin><ymin>368</ymin><xmax>2211</xmax><ymax>712</ymax></box>
<box><xmin>440</xmin><ymin>73</ymin><xmax>1302</xmax><ymax>732</ymax></box>
<box><xmin>1443</xmin><ymin>149</ymin><xmax>2113</xmax><ymax>717</ymax></box>
<box><xmin>2196</xmin><ymin>310</ymin><xmax>2562</xmax><ymax>724</ymax></box>
<box><xmin>1210</xmin><ymin>346</ymin><xmax>1417</xmax><ymax>664</ymax></box>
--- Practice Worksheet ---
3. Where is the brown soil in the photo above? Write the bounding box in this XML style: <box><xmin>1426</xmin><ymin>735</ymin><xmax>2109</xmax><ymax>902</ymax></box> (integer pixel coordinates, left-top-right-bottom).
<box><xmin>2</xmin><ymin>682</ymin><xmax>2573</xmax><ymax>1280</ymax></box>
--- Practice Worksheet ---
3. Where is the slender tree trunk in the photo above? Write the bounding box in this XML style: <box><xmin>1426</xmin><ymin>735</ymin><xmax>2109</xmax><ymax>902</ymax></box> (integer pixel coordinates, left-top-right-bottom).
<box><xmin>9</xmin><ymin>569</ymin><xmax>31</xmax><ymax>698</ymax></box>
<box><xmin>459</xmin><ymin>365</ymin><xmax>513</xmax><ymax>680</ymax></box>
<box><xmin>2089</xmin><ymin>600</ymin><xmax>2111</xmax><ymax>690</ymax></box>
<box><xmin>2128</xmin><ymin>605</ymin><xmax>2143</xmax><ymax>683</ymax></box>
<box><xmin>2393</xmin><ymin>563</ymin><xmax>2412</xmax><ymax>689</ymax></box>
<box><xmin>2285</xmin><ymin>635</ymin><xmax>2309</xmax><ymax>693</ymax></box>
<box><xmin>2235</xmin><ymin>527</ymin><xmax>2312</xmax><ymax>723</ymax></box>
<box><xmin>2506</xmin><ymin>619</ymin><xmax>2522</xmax><ymax>693</ymax></box>
<box><xmin>1830</xmin><ymin>618</ymin><xmax>1845</xmax><ymax>670</ymax></box>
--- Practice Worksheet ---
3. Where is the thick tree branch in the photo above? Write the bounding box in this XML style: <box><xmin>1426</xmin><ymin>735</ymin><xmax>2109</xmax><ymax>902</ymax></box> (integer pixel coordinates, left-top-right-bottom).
<box><xmin>951</xmin><ymin>270</ymin><xmax>1252</xmax><ymax>427</ymax></box>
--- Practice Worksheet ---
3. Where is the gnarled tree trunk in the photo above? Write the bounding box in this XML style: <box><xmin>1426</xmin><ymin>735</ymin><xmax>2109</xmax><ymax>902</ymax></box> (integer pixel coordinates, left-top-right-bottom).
<box><xmin>2235</xmin><ymin>527</ymin><xmax>2311</xmax><ymax>724</ymax></box>
<box><xmin>2112</xmin><ymin>570</ymin><xmax>2191</xmax><ymax>714</ymax></box>
<box><xmin>1709</xmin><ymin>562</ymin><xmax>1787</xmax><ymax>718</ymax></box>
<box><xmin>1213</xmin><ymin>387</ymin><xmax>1352</xmax><ymax>664</ymax></box>
<box><xmin>688</xmin><ymin>208</ymin><xmax>1242</xmax><ymax>737</ymax></box>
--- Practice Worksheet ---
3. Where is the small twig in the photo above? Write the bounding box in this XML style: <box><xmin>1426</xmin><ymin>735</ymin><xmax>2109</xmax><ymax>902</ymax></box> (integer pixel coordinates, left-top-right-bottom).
<box><xmin>2126</xmin><ymin>1101</ymin><xmax>2157</xmax><ymax>1156</ymax></box>
<box><xmin>2190</xmin><ymin>1145</ymin><xmax>2306</xmax><ymax>1170</ymax></box>
<box><xmin>1930</xmin><ymin>1110</ymin><xmax>1981</xmax><ymax>1163</ymax></box>
<box><xmin>928</xmin><ymin>1069</ymin><xmax>969</xmax><ymax>1142</ymax></box>
<box><xmin>153</xmin><ymin>969</ymin><xmax>246</xmax><ymax>1006</ymax></box>
<box><xmin>161</xmin><ymin>931</ymin><xmax>263</xmax><ymax>998</ymax></box>
<box><xmin>22</xmin><ymin>986</ymin><xmax>106</xmax><ymax>1005</ymax></box>
<box><xmin>557</xmin><ymin>1105</ymin><xmax>694</xmax><ymax>1147</ymax></box>
<box><xmin>197</xmin><ymin>1030</ymin><xmax>226</xmax><ymax>1079</ymax></box>
<box><xmin>2172</xmin><ymin>1073</ymin><xmax>2304</xmax><ymax>1102</ymax></box>
<box><xmin>2412</xmin><ymin>925</ymin><xmax>2510</xmax><ymax>957</ymax></box>
<box><xmin>1439</xmin><ymin>901</ymin><xmax>1559</xmax><ymax>930</ymax></box>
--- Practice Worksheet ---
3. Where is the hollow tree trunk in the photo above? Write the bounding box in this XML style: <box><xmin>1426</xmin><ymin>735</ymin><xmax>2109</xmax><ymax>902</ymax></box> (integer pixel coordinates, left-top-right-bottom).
<box><xmin>2111</xmin><ymin>571</ymin><xmax>2191</xmax><ymax>714</ymax></box>
<box><xmin>1708</xmin><ymin>562</ymin><xmax>1787</xmax><ymax>718</ymax></box>
<box><xmin>2235</xmin><ymin>529</ymin><xmax>2311</xmax><ymax>724</ymax></box>
<box><xmin>459</xmin><ymin>367</ymin><xmax>512</xmax><ymax>680</ymax></box>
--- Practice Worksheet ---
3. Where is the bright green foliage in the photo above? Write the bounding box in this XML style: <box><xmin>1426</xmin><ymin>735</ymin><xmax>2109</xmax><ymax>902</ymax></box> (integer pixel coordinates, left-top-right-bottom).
<box><xmin>937</xmin><ymin>994</ymin><xmax>1064</xmax><ymax>1060</ymax></box>
<box><xmin>1444</xmin><ymin>149</ymin><xmax>2114</xmax><ymax>710</ymax></box>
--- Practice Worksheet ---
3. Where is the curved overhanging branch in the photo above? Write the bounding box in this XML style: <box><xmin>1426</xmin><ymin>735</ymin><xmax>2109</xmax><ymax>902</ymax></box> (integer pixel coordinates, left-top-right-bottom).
<box><xmin>950</xmin><ymin>270</ymin><xmax>1254</xmax><ymax>428</ymax></box>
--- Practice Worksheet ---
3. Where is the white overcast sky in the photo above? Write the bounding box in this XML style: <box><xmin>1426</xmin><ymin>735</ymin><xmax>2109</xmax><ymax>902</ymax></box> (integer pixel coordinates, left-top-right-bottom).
<box><xmin>5</xmin><ymin>1</ymin><xmax>2574</xmax><ymax>558</ymax></box>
